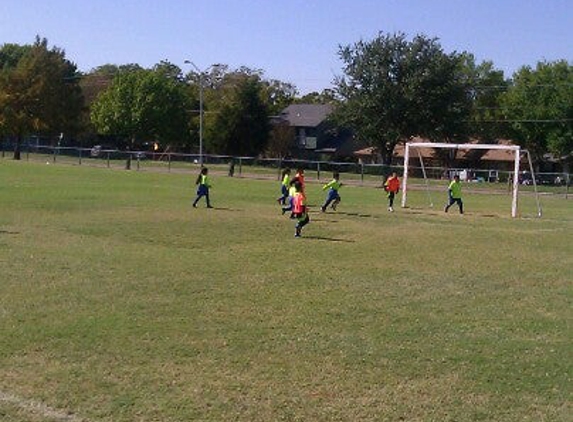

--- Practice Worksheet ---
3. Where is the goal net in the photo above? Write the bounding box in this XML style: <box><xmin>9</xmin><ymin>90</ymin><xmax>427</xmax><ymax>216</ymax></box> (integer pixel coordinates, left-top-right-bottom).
<box><xmin>400</xmin><ymin>142</ymin><xmax>542</xmax><ymax>218</ymax></box>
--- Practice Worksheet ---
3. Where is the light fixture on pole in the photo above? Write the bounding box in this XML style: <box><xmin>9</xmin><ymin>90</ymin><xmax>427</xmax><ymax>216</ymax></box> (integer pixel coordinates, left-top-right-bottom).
<box><xmin>184</xmin><ymin>60</ymin><xmax>221</xmax><ymax>167</ymax></box>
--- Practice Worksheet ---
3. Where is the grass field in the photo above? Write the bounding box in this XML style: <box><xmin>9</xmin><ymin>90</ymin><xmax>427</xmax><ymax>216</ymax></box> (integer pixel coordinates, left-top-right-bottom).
<box><xmin>0</xmin><ymin>160</ymin><xmax>571</xmax><ymax>422</ymax></box>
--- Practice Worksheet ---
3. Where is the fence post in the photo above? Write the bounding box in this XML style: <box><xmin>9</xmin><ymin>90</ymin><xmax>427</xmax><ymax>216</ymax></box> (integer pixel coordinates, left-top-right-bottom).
<box><xmin>137</xmin><ymin>155</ymin><xmax>140</xmax><ymax>171</ymax></box>
<box><xmin>79</xmin><ymin>147</ymin><xmax>82</xmax><ymax>165</ymax></box>
<box><xmin>107</xmin><ymin>152</ymin><xmax>110</xmax><ymax>168</ymax></box>
<box><xmin>168</xmin><ymin>153</ymin><xmax>171</xmax><ymax>172</ymax></box>
<box><xmin>239</xmin><ymin>157</ymin><xmax>242</xmax><ymax>177</ymax></box>
<box><xmin>317</xmin><ymin>162</ymin><xmax>320</xmax><ymax>181</ymax></box>
<box><xmin>361</xmin><ymin>162</ymin><xmax>364</xmax><ymax>184</ymax></box>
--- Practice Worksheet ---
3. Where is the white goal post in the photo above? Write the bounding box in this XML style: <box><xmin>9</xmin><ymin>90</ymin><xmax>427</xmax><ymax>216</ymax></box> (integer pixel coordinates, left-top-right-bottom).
<box><xmin>400</xmin><ymin>142</ymin><xmax>542</xmax><ymax>218</ymax></box>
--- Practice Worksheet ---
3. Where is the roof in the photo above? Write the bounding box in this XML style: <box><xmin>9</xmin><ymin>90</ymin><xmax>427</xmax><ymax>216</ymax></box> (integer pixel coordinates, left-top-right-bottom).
<box><xmin>279</xmin><ymin>104</ymin><xmax>334</xmax><ymax>128</ymax></box>
<box><xmin>355</xmin><ymin>138</ymin><xmax>520</xmax><ymax>162</ymax></box>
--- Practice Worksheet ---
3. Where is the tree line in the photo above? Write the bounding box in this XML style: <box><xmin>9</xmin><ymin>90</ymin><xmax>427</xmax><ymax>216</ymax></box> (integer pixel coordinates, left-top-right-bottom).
<box><xmin>1</xmin><ymin>34</ymin><xmax>571</xmax><ymax>166</ymax></box>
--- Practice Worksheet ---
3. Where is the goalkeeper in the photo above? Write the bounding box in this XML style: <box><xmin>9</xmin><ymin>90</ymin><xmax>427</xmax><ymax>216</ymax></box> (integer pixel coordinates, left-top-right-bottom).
<box><xmin>384</xmin><ymin>172</ymin><xmax>400</xmax><ymax>212</ymax></box>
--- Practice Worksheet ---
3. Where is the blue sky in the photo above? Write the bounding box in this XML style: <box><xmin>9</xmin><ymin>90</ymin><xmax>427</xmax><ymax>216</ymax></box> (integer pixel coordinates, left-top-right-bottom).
<box><xmin>1</xmin><ymin>0</ymin><xmax>571</xmax><ymax>94</ymax></box>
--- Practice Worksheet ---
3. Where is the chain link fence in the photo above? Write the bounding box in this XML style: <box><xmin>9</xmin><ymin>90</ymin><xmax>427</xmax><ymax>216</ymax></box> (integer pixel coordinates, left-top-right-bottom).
<box><xmin>1</xmin><ymin>143</ymin><xmax>571</xmax><ymax>197</ymax></box>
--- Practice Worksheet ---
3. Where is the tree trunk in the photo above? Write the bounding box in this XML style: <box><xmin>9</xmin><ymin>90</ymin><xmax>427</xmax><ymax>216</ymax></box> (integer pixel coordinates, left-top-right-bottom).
<box><xmin>13</xmin><ymin>134</ymin><xmax>22</xmax><ymax>160</ymax></box>
<box><xmin>125</xmin><ymin>135</ymin><xmax>134</xmax><ymax>170</ymax></box>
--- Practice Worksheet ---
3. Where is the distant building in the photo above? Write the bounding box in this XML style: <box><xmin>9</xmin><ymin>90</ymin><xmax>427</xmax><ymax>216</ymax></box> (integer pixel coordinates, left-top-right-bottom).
<box><xmin>274</xmin><ymin>104</ymin><xmax>359</xmax><ymax>160</ymax></box>
<box><xmin>355</xmin><ymin>138</ymin><xmax>524</xmax><ymax>171</ymax></box>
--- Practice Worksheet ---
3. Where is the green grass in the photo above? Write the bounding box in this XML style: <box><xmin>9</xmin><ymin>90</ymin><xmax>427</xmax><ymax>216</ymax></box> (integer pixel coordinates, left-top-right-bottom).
<box><xmin>0</xmin><ymin>160</ymin><xmax>571</xmax><ymax>422</ymax></box>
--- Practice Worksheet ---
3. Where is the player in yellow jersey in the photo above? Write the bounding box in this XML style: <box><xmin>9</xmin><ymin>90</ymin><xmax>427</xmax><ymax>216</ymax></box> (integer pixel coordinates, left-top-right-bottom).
<box><xmin>277</xmin><ymin>168</ymin><xmax>291</xmax><ymax>205</ymax></box>
<box><xmin>444</xmin><ymin>174</ymin><xmax>463</xmax><ymax>214</ymax></box>
<box><xmin>321</xmin><ymin>172</ymin><xmax>342</xmax><ymax>212</ymax></box>
<box><xmin>192</xmin><ymin>167</ymin><xmax>213</xmax><ymax>208</ymax></box>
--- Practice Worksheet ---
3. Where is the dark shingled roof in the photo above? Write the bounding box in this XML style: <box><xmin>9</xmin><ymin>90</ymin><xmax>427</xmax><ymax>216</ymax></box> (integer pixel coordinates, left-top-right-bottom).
<box><xmin>280</xmin><ymin>104</ymin><xmax>334</xmax><ymax>127</ymax></box>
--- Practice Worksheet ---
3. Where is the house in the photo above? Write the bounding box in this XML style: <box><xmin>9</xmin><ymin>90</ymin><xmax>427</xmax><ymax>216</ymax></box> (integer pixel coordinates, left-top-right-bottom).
<box><xmin>274</xmin><ymin>104</ymin><xmax>358</xmax><ymax>160</ymax></box>
<box><xmin>355</xmin><ymin>138</ymin><xmax>522</xmax><ymax>171</ymax></box>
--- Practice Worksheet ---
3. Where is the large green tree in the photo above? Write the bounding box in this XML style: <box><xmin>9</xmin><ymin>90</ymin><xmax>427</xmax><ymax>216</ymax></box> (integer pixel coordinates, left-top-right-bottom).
<box><xmin>502</xmin><ymin>60</ymin><xmax>572</xmax><ymax>164</ymax></box>
<box><xmin>0</xmin><ymin>43</ymin><xmax>32</xmax><ymax>70</ymax></box>
<box><xmin>335</xmin><ymin>32</ymin><xmax>473</xmax><ymax>164</ymax></box>
<box><xmin>206</xmin><ymin>73</ymin><xmax>270</xmax><ymax>156</ymax></box>
<box><xmin>461</xmin><ymin>55</ymin><xmax>509</xmax><ymax>141</ymax></box>
<box><xmin>0</xmin><ymin>37</ymin><xmax>84</xmax><ymax>159</ymax></box>
<box><xmin>90</xmin><ymin>66</ymin><xmax>191</xmax><ymax>153</ymax></box>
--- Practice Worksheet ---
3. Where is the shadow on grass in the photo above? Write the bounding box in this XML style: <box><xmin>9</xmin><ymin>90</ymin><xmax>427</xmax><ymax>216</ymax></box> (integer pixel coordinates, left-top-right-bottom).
<box><xmin>333</xmin><ymin>211</ymin><xmax>378</xmax><ymax>219</ymax></box>
<box><xmin>302</xmin><ymin>235</ymin><xmax>355</xmax><ymax>243</ymax></box>
<box><xmin>193</xmin><ymin>206</ymin><xmax>238</xmax><ymax>211</ymax></box>
<box><xmin>211</xmin><ymin>206</ymin><xmax>237</xmax><ymax>212</ymax></box>
<box><xmin>406</xmin><ymin>208</ymin><xmax>506</xmax><ymax>219</ymax></box>
<box><xmin>0</xmin><ymin>230</ymin><xmax>19</xmax><ymax>235</ymax></box>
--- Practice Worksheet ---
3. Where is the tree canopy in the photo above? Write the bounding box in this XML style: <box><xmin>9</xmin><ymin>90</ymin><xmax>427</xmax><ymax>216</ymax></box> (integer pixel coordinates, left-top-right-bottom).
<box><xmin>0</xmin><ymin>37</ymin><xmax>84</xmax><ymax>158</ymax></box>
<box><xmin>334</xmin><ymin>32</ymin><xmax>473</xmax><ymax>164</ymax></box>
<box><xmin>502</xmin><ymin>60</ymin><xmax>573</xmax><ymax>162</ymax></box>
<box><xmin>90</xmin><ymin>67</ymin><xmax>191</xmax><ymax>149</ymax></box>
<box><xmin>205</xmin><ymin>71</ymin><xmax>270</xmax><ymax>156</ymax></box>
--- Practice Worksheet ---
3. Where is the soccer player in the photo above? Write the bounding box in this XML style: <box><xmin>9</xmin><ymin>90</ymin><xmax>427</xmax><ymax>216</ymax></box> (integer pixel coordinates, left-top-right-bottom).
<box><xmin>292</xmin><ymin>180</ymin><xmax>310</xmax><ymax>237</ymax></box>
<box><xmin>277</xmin><ymin>168</ymin><xmax>291</xmax><ymax>205</ymax></box>
<box><xmin>192</xmin><ymin>167</ymin><xmax>213</xmax><ymax>208</ymax></box>
<box><xmin>444</xmin><ymin>174</ymin><xmax>463</xmax><ymax>214</ymax></box>
<box><xmin>294</xmin><ymin>168</ymin><xmax>305</xmax><ymax>193</ymax></box>
<box><xmin>281</xmin><ymin>179</ymin><xmax>298</xmax><ymax>217</ymax></box>
<box><xmin>321</xmin><ymin>171</ymin><xmax>342</xmax><ymax>212</ymax></box>
<box><xmin>384</xmin><ymin>172</ymin><xmax>401</xmax><ymax>212</ymax></box>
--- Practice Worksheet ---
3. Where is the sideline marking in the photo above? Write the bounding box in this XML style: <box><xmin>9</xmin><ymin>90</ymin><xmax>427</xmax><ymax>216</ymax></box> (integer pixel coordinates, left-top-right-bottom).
<box><xmin>0</xmin><ymin>390</ymin><xmax>87</xmax><ymax>422</ymax></box>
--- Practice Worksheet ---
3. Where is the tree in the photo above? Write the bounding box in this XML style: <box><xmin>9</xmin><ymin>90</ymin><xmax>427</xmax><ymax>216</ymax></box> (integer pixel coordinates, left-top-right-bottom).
<box><xmin>266</xmin><ymin>120</ymin><xmax>295</xmax><ymax>158</ymax></box>
<box><xmin>462</xmin><ymin>56</ymin><xmax>509</xmax><ymax>141</ymax></box>
<box><xmin>296</xmin><ymin>89</ymin><xmax>339</xmax><ymax>105</ymax></box>
<box><xmin>206</xmin><ymin>73</ymin><xmax>270</xmax><ymax>156</ymax></box>
<box><xmin>262</xmin><ymin>79</ymin><xmax>297</xmax><ymax>115</ymax></box>
<box><xmin>184</xmin><ymin>65</ymin><xmax>301</xmax><ymax>156</ymax></box>
<box><xmin>0</xmin><ymin>43</ymin><xmax>32</xmax><ymax>70</ymax></box>
<box><xmin>0</xmin><ymin>37</ymin><xmax>84</xmax><ymax>159</ymax></box>
<box><xmin>90</xmin><ymin>67</ymin><xmax>191</xmax><ymax>160</ymax></box>
<box><xmin>502</xmin><ymin>60</ymin><xmax>573</xmax><ymax>163</ymax></box>
<box><xmin>334</xmin><ymin>32</ymin><xmax>473</xmax><ymax>164</ymax></box>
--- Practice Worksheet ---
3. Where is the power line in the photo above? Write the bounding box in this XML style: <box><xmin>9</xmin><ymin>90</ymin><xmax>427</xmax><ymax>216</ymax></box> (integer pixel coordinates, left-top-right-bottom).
<box><xmin>471</xmin><ymin>118</ymin><xmax>573</xmax><ymax>123</ymax></box>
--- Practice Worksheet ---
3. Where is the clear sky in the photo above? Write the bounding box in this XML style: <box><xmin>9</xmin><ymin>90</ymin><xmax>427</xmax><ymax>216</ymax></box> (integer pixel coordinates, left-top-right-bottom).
<box><xmin>1</xmin><ymin>0</ymin><xmax>571</xmax><ymax>94</ymax></box>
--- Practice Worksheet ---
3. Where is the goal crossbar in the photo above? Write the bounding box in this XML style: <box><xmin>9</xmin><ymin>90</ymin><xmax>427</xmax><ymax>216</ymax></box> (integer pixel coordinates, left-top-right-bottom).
<box><xmin>401</xmin><ymin>142</ymin><xmax>541</xmax><ymax>218</ymax></box>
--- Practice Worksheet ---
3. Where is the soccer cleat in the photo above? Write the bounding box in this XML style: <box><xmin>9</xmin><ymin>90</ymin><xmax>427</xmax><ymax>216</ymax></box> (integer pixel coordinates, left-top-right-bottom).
<box><xmin>388</xmin><ymin>206</ymin><xmax>394</xmax><ymax>212</ymax></box>
<box><xmin>321</xmin><ymin>206</ymin><xmax>326</xmax><ymax>212</ymax></box>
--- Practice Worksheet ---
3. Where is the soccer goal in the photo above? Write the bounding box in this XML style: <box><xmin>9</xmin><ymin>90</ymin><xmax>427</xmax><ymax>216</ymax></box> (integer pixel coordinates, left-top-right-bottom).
<box><xmin>401</xmin><ymin>142</ymin><xmax>542</xmax><ymax>218</ymax></box>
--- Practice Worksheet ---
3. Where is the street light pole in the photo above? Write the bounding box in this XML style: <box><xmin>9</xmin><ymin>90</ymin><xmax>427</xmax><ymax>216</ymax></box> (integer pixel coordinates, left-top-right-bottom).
<box><xmin>184</xmin><ymin>60</ymin><xmax>204</xmax><ymax>166</ymax></box>
<box><xmin>198</xmin><ymin>72</ymin><xmax>204</xmax><ymax>167</ymax></box>
<box><xmin>184</xmin><ymin>60</ymin><xmax>220</xmax><ymax>167</ymax></box>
